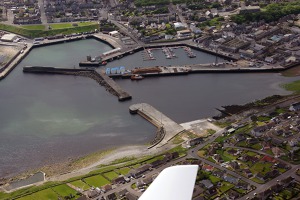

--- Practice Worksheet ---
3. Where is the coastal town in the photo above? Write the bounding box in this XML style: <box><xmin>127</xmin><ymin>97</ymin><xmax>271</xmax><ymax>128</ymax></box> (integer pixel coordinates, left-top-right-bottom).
<box><xmin>0</xmin><ymin>0</ymin><xmax>300</xmax><ymax>200</ymax></box>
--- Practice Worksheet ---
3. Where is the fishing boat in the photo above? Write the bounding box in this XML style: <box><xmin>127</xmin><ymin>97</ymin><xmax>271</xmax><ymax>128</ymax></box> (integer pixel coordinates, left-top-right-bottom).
<box><xmin>131</xmin><ymin>74</ymin><xmax>144</xmax><ymax>80</ymax></box>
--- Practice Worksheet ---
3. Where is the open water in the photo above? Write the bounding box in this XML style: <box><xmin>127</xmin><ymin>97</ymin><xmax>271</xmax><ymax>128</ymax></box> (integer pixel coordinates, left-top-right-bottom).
<box><xmin>0</xmin><ymin>39</ymin><xmax>297</xmax><ymax>178</ymax></box>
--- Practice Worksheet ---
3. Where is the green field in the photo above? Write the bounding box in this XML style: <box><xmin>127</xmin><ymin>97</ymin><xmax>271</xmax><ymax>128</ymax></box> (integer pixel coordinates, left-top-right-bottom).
<box><xmin>0</xmin><ymin>23</ymin><xmax>99</xmax><ymax>38</ymax></box>
<box><xmin>17</xmin><ymin>188</ymin><xmax>58</xmax><ymax>200</ymax></box>
<box><xmin>209</xmin><ymin>175</ymin><xmax>221</xmax><ymax>184</ymax></box>
<box><xmin>21</xmin><ymin>25</ymin><xmax>46</xmax><ymax>30</ymax></box>
<box><xmin>70</xmin><ymin>180</ymin><xmax>90</xmax><ymax>190</ymax></box>
<box><xmin>282</xmin><ymin>80</ymin><xmax>300</xmax><ymax>93</ymax></box>
<box><xmin>84</xmin><ymin>175</ymin><xmax>110</xmax><ymax>188</ymax></box>
<box><xmin>116</xmin><ymin>167</ymin><xmax>131</xmax><ymax>175</ymax></box>
<box><xmin>52</xmin><ymin>184</ymin><xmax>79</xmax><ymax>198</ymax></box>
<box><xmin>104</xmin><ymin>171</ymin><xmax>120</xmax><ymax>180</ymax></box>
<box><xmin>50</xmin><ymin>22</ymin><xmax>97</xmax><ymax>29</ymax></box>
<box><xmin>218</xmin><ymin>182</ymin><xmax>234</xmax><ymax>193</ymax></box>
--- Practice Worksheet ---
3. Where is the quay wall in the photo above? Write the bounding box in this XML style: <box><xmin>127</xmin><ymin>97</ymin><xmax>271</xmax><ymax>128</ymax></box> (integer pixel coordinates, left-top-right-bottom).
<box><xmin>0</xmin><ymin>45</ymin><xmax>32</xmax><ymax>80</ymax></box>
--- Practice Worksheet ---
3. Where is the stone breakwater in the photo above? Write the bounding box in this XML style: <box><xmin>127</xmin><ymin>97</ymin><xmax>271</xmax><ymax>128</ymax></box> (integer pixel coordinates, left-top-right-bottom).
<box><xmin>23</xmin><ymin>66</ymin><xmax>132</xmax><ymax>101</ymax></box>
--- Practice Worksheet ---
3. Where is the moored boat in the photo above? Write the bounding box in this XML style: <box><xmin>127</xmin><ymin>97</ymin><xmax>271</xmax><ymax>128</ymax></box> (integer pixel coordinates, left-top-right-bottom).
<box><xmin>131</xmin><ymin>74</ymin><xmax>144</xmax><ymax>80</ymax></box>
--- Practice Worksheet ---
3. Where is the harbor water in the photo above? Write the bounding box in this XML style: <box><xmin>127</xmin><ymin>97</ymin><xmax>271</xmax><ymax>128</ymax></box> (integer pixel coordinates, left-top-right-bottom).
<box><xmin>0</xmin><ymin>39</ymin><xmax>297</xmax><ymax>178</ymax></box>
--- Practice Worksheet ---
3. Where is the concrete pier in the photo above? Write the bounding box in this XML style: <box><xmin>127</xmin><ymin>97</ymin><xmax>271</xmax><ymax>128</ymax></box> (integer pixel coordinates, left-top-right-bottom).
<box><xmin>129</xmin><ymin>103</ymin><xmax>185</xmax><ymax>148</ymax></box>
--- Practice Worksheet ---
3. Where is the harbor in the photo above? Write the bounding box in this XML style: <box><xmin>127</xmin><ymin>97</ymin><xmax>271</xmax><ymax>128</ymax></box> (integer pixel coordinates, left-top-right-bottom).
<box><xmin>129</xmin><ymin>103</ymin><xmax>185</xmax><ymax>148</ymax></box>
<box><xmin>0</xmin><ymin>38</ymin><xmax>296</xmax><ymax>179</ymax></box>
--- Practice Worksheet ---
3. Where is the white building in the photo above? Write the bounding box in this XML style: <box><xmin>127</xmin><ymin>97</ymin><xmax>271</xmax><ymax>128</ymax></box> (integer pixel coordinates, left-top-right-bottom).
<box><xmin>1</xmin><ymin>34</ymin><xmax>18</xmax><ymax>42</ymax></box>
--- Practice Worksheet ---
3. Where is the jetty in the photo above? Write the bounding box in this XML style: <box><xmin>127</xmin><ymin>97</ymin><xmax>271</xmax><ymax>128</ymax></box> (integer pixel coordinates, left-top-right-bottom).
<box><xmin>129</xmin><ymin>103</ymin><xmax>185</xmax><ymax>148</ymax></box>
<box><xmin>23</xmin><ymin>66</ymin><xmax>132</xmax><ymax>101</ymax></box>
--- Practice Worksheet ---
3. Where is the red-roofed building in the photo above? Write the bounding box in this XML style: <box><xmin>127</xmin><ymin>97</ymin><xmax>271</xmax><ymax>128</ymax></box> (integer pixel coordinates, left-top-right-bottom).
<box><xmin>261</xmin><ymin>155</ymin><xmax>276</xmax><ymax>163</ymax></box>
<box><xmin>202</xmin><ymin>164</ymin><xmax>214</xmax><ymax>172</ymax></box>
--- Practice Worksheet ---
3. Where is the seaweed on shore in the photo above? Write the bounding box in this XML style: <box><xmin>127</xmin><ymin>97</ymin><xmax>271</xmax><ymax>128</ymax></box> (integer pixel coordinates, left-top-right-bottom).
<box><xmin>213</xmin><ymin>95</ymin><xmax>286</xmax><ymax>119</ymax></box>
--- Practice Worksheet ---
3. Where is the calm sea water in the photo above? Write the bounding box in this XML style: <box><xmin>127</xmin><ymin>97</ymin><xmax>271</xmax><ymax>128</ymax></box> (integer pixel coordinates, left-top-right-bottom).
<box><xmin>0</xmin><ymin>39</ymin><xmax>297</xmax><ymax>178</ymax></box>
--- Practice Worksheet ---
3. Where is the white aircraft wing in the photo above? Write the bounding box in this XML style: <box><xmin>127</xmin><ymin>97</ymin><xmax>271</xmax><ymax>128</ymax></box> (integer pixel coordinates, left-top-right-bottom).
<box><xmin>139</xmin><ymin>165</ymin><xmax>199</xmax><ymax>200</ymax></box>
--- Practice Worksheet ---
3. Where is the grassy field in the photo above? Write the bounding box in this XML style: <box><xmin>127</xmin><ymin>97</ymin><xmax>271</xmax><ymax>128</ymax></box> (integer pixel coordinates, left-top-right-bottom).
<box><xmin>250</xmin><ymin>162</ymin><xmax>273</xmax><ymax>175</ymax></box>
<box><xmin>116</xmin><ymin>167</ymin><xmax>131</xmax><ymax>175</ymax></box>
<box><xmin>70</xmin><ymin>180</ymin><xmax>90</xmax><ymax>190</ymax></box>
<box><xmin>218</xmin><ymin>182</ymin><xmax>234</xmax><ymax>193</ymax></box>
<box><xmin>18</xmin><ymin>188</ymin><xmax>59</xmax><ymax>200</ymax></box>
<box><xmin>21</xmin><ymin>25</ymin><xmax>46</xmax><ymax>30</ymax></box>
<box><xmin>84</xmin><ymin>175</ymin><xmax>110</xmax><ymax>188</ymax></box>
<box><xmin>52</xmin><ymin>184</ymin><xmax>79</xmax><ymax>198</ymax></box>
<box><xmin>209</xmin><ymin>175</ymin><xmax>221</xmax><ymax>184</ymax></box>
<box><xmin>104</xmin><ymin>171</ymin><xmax>120</xmax><ymax>180</ymax></box>
<box><xmin>0</xmin><ymin>23</ymin><xmax>99</xmax><ymax>38</ymax></box>
<box><xmin>282</xmin><ymin>80</ymin><xmax>300</xmax><ymax>93</ymax></box>
<box><xmin>50</xmin><ymin>22</ymin><xmax>97</xmax><ymax>29</ymax></box>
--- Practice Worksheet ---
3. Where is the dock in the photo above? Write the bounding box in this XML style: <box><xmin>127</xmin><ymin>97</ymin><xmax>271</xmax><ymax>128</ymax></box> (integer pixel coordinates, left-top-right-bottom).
<box><xmin>129</xmin><ymin>103</ymin><xmax>185</xmax><ymax>148</ymax></box>
<box><xmin>23</xmin><ymin>66</ymin><xmax>132</xmax><ymax>101</ymax></box>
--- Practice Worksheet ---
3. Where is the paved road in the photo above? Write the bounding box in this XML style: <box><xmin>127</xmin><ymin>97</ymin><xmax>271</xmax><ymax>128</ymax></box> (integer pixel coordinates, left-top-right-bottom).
<box><xmin>37</xmin><ymin>0</ymin><xmax>48</xmax><ymax>25</ymax></box>
<box><xmin>109</xmin><ymin>19</ymin><xmax>144</xmax><ymax>46</ymax></box>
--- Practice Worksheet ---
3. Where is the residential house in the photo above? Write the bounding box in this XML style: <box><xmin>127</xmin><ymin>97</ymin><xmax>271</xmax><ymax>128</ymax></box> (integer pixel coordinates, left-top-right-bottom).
<box><xmin>280</xmin><ymin>176</ymin><xmax>294</xmax><ymax>187</ymax></box>
<box><xmin>239</xmin><ymin>155</ymin><xmax>258</xmax><ymax>163</ymax></box>
<box><xmin>233</xmin><ymin>134</ymin><xmax>246</xmax><ymax>142</ymax></box>
<box><xmin>164</xmin><ymin>152</ymin><xmax>179</xmax><ymax>161</ymax></box>
<box><xmin>246</xmin><ymin>138</ymin><xmax>260</xmax><ymax>145</ymax></box>
<box><xmin>200</xmin><ymin>179</ymin><xmax>214</xmax><ymax>189</ymax></box>
<box><xmin>227</xmin><ymin>189</ymin><xmax>240</xmax><ymax>199</ymax></box>
<box><xmin>265</xmin><ymin>170</ymin><xmax>280</xmax><ymax>180</ymax></box>
<box><xmin>136</xmin><ymin>180</ymin><xmax>145</xmax><ymax>189</ymax></box>
<box><xmin>87</xmin><ymin>190</ymin><xmax>99</xmax><ymax>199</ymax></box>
<box><xmin>289</xmin><ymin>102</ymin><xmax>300</xmax><ymax>111</ymax></box>
<box><xmin>118</xmin><ymin>189</ymin><xmax>128</xmax><ymax>198</ymax></box>
<box><xmin>107</xmin><ymin>193</ymin><xmax>117</xmax><ymax>200</ymax></box>
<box><xmin>227</xmin><ymin>149</ymin><xmax>238</xmax><ymax>156</ymax></box>
<box><xmin>112</xmin><ymin>176</ymin><xmax>126</xmax><ymax>185</ymax></box>
<box><xmin>272</xmin><ymin>147</ymin><xmax>285</xmax><ymax>158</ymax></box>
<box><xmin>261</xmin><ymin>155</ymin><xmax>276</xmax><ymax>163</ymax></box>
<box><xmin>129</xmin><ymin>164</ymin><xmax>151</xmax><ymax>178</ymax></box>
<box><xmin>223</xmin><ymin>175</ymin><xmax>239</xmax><ymax>184</ymax></box>
<box><xmin>236</xmin><ymin>182</ymin><xmax>251</xmax><ymax>190</ymax></box>
<box><xmin>212</xmin><ymin>170</ymin><xmax>225</xmax><ymax>178</ymax></box>
<box><xmin>102</xmin><ymin>184</ymin><xmax>112</xmax><ymax>193</ymax></box>
<box><xmin>142</xmin><ymin>177</ymin><xmax>153</xmax><ymax>185</ymax></box>
<box><xmin>205</xmin><ymin>187</ymin><xmax>217</xmax><ymax>196</ymax></box>
<box><xmin>212</xmin><ymin>154</ymin><xmax>223</xmax><ymax>163</ymax></box>
<box><xmin>242</xmin><ymin>169</ymin><xmax>253</xmax><ymax>178</ymax></box>
<box><xmin>150</xmin><ymin>158</ymin><xmax>167</xmax><ymax>169</ymax></box>
<box><xmin>193</xmin><ymin>185</ymin><xmax>204</xmax><ymax>198</ymax></box>
<box><xmin>251</xmin><ymin>126</ymin><xmax>267</xmax><ymax>137</ymax></box>
<box><xmin>256</xmin><ymin>173</ymin><xmax>267</xmax><ymax>182</ymax></box>
<box><xmin>202</xmin><ymin>164</ymin><xmax>214</xmax><ymax>172</ymax></box>
<box><xmin>258</xmin><ymin>188</ymin><xmax>273</xmax><ymax>200</ymax></box>
<box><xmin>288</xmin><ymin>139</ymin><xmax>298</xmax><ymax>147</ymax></box>
<box><xmin>76</xmin><ymin>196</ymin><xmax>88</xmax><ymax>200</ymax></box>
<box><xmin>271</xmin><ymin>138</ymin><xmax>283</xmax><ymax>146</ymax></box>
<box><xmin>229</xmin><ymin>161</ymin><xmax>240</xmax><ymax>171</ymax></box>
<box><xmin>125</xmin><ymin>192</ymin><xmax>138</xmax><ymax>200</ymax></box>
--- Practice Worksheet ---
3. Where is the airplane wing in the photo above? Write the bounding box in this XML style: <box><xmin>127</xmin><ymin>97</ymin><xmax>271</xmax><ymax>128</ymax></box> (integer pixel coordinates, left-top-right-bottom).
<box><xmin>139</xmin><ymin>165</ymin><xmax>199</xmax><ymax>200</ymax></box>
